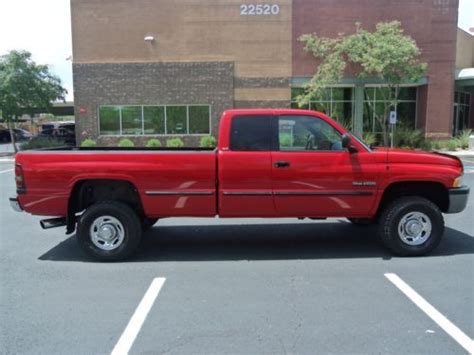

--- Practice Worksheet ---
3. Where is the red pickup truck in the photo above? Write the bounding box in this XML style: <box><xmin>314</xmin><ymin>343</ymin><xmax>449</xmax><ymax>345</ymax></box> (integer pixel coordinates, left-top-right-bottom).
<box><xmin>10</xmin><ymin>109</ymin><xmax>469</xmax><ymax>261</ymax></box>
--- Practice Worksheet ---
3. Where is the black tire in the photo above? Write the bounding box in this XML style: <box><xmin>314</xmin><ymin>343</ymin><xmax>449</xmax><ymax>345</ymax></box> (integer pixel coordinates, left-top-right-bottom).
<box><xmin>348</xmin><ymin>218</ymin><xmax>374</xmax><ymax>226</ymax></box>
<box><xmin>142</xmin><ymin>218</ymin><xmax>158</xmax><ymax>231</ymax></box>
<box><xmin>77</xmin><ymin>201</ymin><xmax>142</xmax><ymax>261</ymax></box>
<box><xmin>378</xmin><ymin>196</ymin><xmax>444</xmax><ymax>256</ymax></box>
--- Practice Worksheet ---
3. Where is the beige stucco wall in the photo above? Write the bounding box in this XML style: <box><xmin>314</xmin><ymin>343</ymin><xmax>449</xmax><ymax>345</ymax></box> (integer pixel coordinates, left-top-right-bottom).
<box><xmin>456</xmin><ymin>28</ymin><xmax>474</xmax><ymax>69</ymax></box>
<box><xmin>71</xmin><ymin>0</ymin><xmax>292</xmax><ymax>78</ymax></box>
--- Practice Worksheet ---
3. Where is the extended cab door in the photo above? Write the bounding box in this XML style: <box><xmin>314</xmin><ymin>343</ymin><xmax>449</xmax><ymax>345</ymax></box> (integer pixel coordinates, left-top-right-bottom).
<box><xmin>271</xmin><ymin>115</ymin><xmax>379</xmax><ymax>218</ymax></box>
<box><xmin>218</xmin><ymin>114</ymin><xmax>276</xmax><ymax>217</ymax></box>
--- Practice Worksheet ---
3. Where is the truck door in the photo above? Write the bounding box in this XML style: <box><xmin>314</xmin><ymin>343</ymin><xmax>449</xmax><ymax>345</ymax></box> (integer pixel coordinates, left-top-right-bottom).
<box><xmin>271</xmin><ymin>114</ymin><xmax>379</xmax><ymax>217</ymax></box>
<box><xmin>218</xmin><ymin>115</ymin><xmax>276</xmax><ymax>217</ymax></box>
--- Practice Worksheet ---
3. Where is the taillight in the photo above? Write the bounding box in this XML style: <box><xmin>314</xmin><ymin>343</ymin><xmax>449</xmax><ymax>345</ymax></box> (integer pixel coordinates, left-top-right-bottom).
<box><xmin>15</xmin><ymin>163</ymin><xmax>26</xmax><ymax>193</ymax></box>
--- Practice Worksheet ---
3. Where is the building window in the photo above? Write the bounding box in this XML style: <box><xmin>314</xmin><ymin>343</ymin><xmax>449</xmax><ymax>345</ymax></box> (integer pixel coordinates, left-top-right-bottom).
<box><xmin>144</xmin><ymin>106</ymin><xmax>165</xmax><ymax>134</ymax></box>
<box><xmin>98</xmin><ymin>106</ymin><xmax>120</xmax><ymax>136</ymax></box>
<box><xmin>166</xmin><ymin>106</ymin><xmax>187</xmax><ymax>134</ymax></box>
<box><xmin>189</xmin><ymin>106</ymin><xmax>211</xmax><ymax>134</ymax></box>
<box><xmin>453</xmin><ymin>91</ymin><xmax>471</xmax><ymax>136</ymax></box>
<box><xmin>121</xmin><ymin>106</ymin><xmax>143</xmax><ymax>135</ymax></box>
<box><xmin>98</xmin><ymin>105</ymin><xmax>211</xmax><ymax>136</ymax></box>
<box><xmin>291</xmin><ymin>87</ymin><xmax>354</xmax><ymax>130</ymax></box>
<box><xmin>363</xmin><ymin>87</ymin><xmax>417</xmax><ymax>134</ymax></box>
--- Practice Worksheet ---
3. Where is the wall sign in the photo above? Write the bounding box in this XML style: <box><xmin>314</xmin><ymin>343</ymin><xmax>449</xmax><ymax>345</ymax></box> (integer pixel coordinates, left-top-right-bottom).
<box><xmin>240</xmin><ymin>4</ymin><xmax>280</xmax><ymax>15</ymax></box>
<box><xmin>389</xmin><ymin>110</ymin><xmax>397</xmax><ymax>125</ymax></box>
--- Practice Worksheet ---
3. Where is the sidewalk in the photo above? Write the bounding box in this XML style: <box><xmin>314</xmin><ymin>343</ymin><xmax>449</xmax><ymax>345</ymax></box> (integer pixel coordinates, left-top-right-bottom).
<box><xmin>442</xmin><ymin>150</ymin><xmax>474</xmax><ymax>157</ymax></box>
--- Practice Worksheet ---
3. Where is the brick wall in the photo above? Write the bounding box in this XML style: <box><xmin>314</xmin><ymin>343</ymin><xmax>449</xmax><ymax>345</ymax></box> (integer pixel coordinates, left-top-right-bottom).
<box><xmin>292</xmin><ymin>0</ymin><xmax>459</xmax><ymax>137</ymax></box>
<box><xmin>73</xmin><ymin>62</ymin><xmax>234</xmax><ymax>146</ymax></box>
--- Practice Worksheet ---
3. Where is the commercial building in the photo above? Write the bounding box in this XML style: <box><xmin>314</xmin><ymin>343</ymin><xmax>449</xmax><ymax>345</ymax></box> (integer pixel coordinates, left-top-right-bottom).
<box><xmin>455</xmin><ymin>28</ymin><xmax>474</xmax><ymax>135</ymax></box>
<box><xmin>71</xmin><ymin>0</ymin><xmax>472</xmax><ymax>145</ymax></box>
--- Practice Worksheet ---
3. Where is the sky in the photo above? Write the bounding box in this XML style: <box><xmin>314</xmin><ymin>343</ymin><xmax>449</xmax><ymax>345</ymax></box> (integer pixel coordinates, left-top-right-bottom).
<box><xmin>0</xmin><ymin>0</ymin><xmax>473</xmax><ymax>102</ymax></box>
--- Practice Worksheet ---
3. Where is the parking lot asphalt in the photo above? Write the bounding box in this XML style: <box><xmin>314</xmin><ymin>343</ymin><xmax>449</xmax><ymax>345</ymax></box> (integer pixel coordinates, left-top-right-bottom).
<box><xmin>0</xmin><ymin>158</ymin><xmax>473</xmax><ymax>355</ymax></box>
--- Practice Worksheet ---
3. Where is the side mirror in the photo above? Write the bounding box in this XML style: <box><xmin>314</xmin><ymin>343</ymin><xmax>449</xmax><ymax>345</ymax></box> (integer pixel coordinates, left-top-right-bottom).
<box><xmin>342</xmin><ymin>134</ymin><xmax>358</xmax><ymax>153</ymax></box>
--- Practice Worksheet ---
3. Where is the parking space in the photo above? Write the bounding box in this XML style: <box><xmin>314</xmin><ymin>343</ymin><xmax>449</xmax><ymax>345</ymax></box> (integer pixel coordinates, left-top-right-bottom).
<box><xmin>0</xmin><ymin>158</ymin><xmax>473</xmax><ymax>354</ymax></box>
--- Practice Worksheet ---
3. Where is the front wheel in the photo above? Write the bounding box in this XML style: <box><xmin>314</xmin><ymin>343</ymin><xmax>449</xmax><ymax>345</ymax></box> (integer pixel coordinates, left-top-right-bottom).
<box><xmin>77</xmin><ymin>201</ymin><xmax>142</xmax><ymax>261</ymax></box>
<box><xmin>378</xmin><ymin>197</ymin><xmax>444</xmax><ymax>256</ymax></box>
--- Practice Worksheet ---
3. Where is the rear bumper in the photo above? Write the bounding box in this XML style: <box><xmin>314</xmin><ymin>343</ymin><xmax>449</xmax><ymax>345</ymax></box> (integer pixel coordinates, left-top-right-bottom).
<box><xmin>9</xmin><ymin>198</ymin><xmax>23</xmax><ymax>212</ymax></box>
<box><xmin>446</xmin><ymin>186</ymin><xmax>470</xmax><ymax>214</ymax></box>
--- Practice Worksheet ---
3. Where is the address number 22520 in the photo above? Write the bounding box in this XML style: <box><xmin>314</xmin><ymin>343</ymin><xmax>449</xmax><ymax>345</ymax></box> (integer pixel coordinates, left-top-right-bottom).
<box><xmin>240</xmin><ymin>4</ymin><xmax>280</xmax><ymax>15</ymax></box>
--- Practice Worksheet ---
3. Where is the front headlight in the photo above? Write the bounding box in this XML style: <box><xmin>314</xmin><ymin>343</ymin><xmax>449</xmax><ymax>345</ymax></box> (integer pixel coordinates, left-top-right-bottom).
<box><xmin>453</xmin><ymin>176</ymin><xmax>463</xmax><ymax>188</ymax></box>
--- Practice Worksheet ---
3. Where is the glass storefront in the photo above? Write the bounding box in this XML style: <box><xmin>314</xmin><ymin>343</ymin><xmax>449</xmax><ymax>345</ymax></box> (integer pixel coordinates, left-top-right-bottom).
<box><xmin>453</xmin><ymin>91</ymin><xmax>471</xmax><ymax>136</ymax></box>
<box><xmin>98</xmin><ymin>105</ymin><xmax>211</xmax><ymax>136</ymax></box>
<box><xmin>291</xmin><ymin>86</ymin><xmax>417</xmax><ymax>134</ymax></box>
<box><xmin>363</xmin><ymin>87</ymin><xmax>417</xmax><ymax>134</ymax></box>
<box><xmin>291</xmin><ymin>87</ymin><xmax>354</xmax><ymax>130</ymax></box>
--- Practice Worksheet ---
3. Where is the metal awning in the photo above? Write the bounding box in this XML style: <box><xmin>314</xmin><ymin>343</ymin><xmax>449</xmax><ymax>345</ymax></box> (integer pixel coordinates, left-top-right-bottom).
<box><xmin>455</xmin><ymin>68</ymin><xmax>474</xmax><ymax>80</ymax></box>
<box><xmin>455</xmin><ymin>68</ymin><xmax>474</xmax><ymax>88</ymax></box>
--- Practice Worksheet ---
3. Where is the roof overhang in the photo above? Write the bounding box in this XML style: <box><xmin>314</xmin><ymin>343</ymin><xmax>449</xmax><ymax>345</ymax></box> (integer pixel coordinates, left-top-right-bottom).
<box><xmin>291</xmin><ymin>76</ymin><xmax>428</xmax><ymax>87</ymax></box>
<box><xmin>455</xmin><ymin>68</ymin><xmax>474</xmax><ymax>88</ymax></box>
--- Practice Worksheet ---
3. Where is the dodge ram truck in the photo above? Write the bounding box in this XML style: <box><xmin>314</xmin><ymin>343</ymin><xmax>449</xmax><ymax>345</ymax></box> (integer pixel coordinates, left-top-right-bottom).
<box><xmin>10</xmin><ymin>109</ymin><xmax>469</xmax><ymax>261</ymax></box>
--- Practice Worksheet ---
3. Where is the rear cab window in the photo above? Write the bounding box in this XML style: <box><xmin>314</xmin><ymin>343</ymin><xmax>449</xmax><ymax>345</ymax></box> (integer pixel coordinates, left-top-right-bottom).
<box><xmin>230</xmin><ymin>115</ymin><xmax>273</xmax><ymax>151</ymax></box>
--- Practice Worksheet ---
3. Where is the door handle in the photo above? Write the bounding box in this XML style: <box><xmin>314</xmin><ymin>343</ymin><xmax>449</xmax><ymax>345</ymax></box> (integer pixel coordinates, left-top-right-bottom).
<box><xmin>274</xmin><ymin>161</ymin><xmax>290</xmax><ymax>168</ymax></box>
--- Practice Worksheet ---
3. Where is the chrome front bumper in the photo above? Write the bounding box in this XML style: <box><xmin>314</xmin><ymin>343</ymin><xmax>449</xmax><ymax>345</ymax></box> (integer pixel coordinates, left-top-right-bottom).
<box><xmin>446</xmin><ymin>186</ymin><xmax>470</xmax><ymax>214</ymax></box>
<box><xmin>9</xmin><ymin>198</ymin><xmax>23</xmax><ymax>212</ymax></box>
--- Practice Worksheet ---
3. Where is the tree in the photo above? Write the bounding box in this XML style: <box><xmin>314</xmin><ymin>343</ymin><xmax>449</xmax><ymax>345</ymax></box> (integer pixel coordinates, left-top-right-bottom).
<box><xmin>0</xmin><ymin>50</ymin><xmax>66</xmax><ymax>152</ymax></box>
<box><xmin>298</xmin><ymin>21</ymin><xmax>427</xmax><ymax>146</ymax></box>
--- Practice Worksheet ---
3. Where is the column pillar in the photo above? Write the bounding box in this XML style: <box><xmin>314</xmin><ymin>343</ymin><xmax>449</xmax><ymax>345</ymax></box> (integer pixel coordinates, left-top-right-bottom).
<box><xmin>353</xmin><ymin>84</ymin><xmax>364</xmax><ymax>136</ymax></box>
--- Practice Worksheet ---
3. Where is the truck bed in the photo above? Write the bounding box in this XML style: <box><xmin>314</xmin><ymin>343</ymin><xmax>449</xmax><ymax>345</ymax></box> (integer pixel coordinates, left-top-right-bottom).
<box><xmin>15</xmin><ymin>148</ymin><xmax>218</xmax><ymax>217</ymax></box>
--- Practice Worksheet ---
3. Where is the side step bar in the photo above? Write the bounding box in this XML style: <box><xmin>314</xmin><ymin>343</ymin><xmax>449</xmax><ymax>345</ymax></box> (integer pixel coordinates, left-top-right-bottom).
<box><xmin>40</xmin><ymin>217</ymin><xmax>67</xmax><ymax>230</ymax></box>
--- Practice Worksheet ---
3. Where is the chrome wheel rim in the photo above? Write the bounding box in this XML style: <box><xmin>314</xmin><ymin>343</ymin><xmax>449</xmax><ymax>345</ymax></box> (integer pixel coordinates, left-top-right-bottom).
<box><xmin>398</xmin><ymin>211</ymin><xmax>432</xmax><ymax>246</ymax></box>
<box><xmin>90</xmin><ymin>216</ymin><xmax>125</xmax><ymax>251</ymax></box>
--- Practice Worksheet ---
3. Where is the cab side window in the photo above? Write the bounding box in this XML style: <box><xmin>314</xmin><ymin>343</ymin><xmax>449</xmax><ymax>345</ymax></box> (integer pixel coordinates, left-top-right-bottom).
<box><xmin>230</xmin><ymin>115</ymin><xmax>272</xmax><ymax>151</ymax></box>
<box><xmin>278</xmin><ymin>115</ymin><xmax>343</xmax><ymax>151</ymax></box>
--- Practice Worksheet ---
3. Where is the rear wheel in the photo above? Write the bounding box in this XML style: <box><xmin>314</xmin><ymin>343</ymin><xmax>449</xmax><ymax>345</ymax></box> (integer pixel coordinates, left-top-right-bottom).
<box><xmin>77</xmin><ymin>201</ymin><xmax>142</xmax><ymax>261</ymax></box>
<box><xmin>378</xmin><ymin>197</ymin><xmax>444</xmax><ymax>256</ymax></box>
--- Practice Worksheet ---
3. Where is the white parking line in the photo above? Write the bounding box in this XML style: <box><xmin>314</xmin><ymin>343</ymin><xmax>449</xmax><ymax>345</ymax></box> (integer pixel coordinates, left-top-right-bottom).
<box><xmin>0</xmin><ymin>169</ymin><xmax>13</xmax><ymax>174</ymax></box>
<box><xmin>385</xmin><ymin>273</ymin><xmax>473</xmax><ymax>354</ymax></box>
<box><xmin>111</xmin><ymin>277</ymin><xmax>166</xmax><ymax>355</ymax></box>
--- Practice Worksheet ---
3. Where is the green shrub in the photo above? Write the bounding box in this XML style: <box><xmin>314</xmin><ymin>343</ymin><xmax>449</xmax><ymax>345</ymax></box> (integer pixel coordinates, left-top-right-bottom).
<box><xmin>337</xmin><ymin>119</ymin><xmax>352</xmax><ymax>132</ymax></box>
<box><xmin>362</xmin><ymin>132</ymin><xmax>377</xmax><ymax>147</ymax></box>
<box><xmin>20</xmin><ymin>137</ymin><xmax>66</xmax><ymax>151</ymax></box>
<box><xmin>419</xmin><ymin>139</ymin><xmax>433</xmax><ymax>151</ymax></box>
<box><xmin>393</xmin><ymin>125</ymin><xmax>424</xmax><ymax>148</ymax></box>
<box><xmin>81</xmin><ymin>139</ymin><xmax>97</xmax><ymax>147</ymax></box>
<box><xmin>432</xmin><ymin>140</ymin><xmax>441</xmax><ymax>150</ymax></box>
<box><xmin>146</xmin><ymin>139</ymin><xmax>162</xmax><ymax>148</ymax></box>
<box><xmin>456</xmin><ymin>129</ymin><xmax>472</xmax><ymax>150</ymax></box>
<box><xmin>199</xmin><ymin>136</ymin><xmax>217</xmax><ymax>148</ymax></box>
<box><xmin>118</xmin><ymin>138</ymin><xmax>135</xmax><ymax>147</ymax></box>
<box><xmin>166</xmin><ymin>138</ymin><xmax>184</xmax><ymax>147</ymax></box>
<box><xmin>446</xmin><ymin>139</ymin><xmax>459</xmax><ymax>151</ymax></box>
<box><xmin>432</xmin><ymin>140</ymin><xmax>447</xmax><ymax>150</ymax></box>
